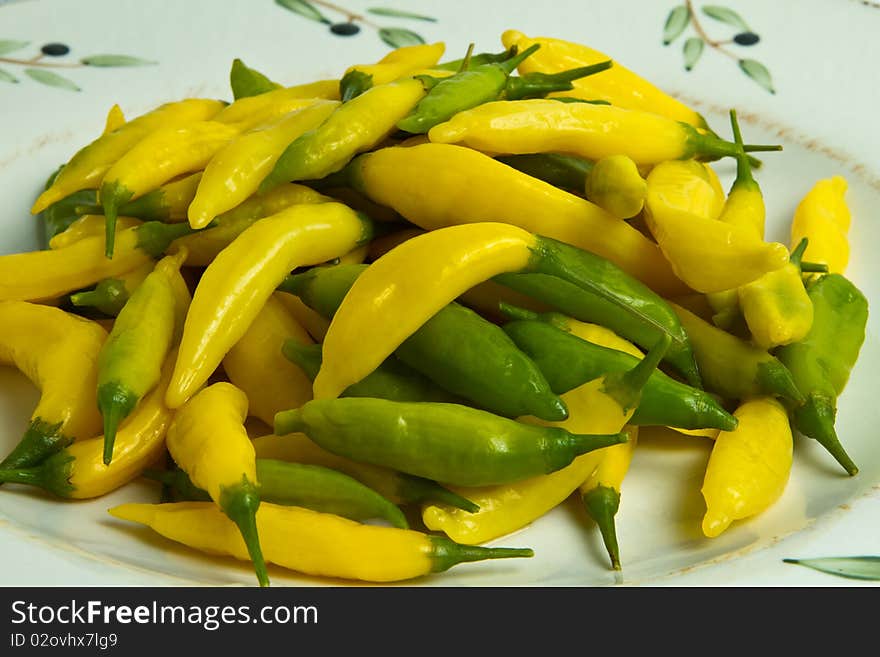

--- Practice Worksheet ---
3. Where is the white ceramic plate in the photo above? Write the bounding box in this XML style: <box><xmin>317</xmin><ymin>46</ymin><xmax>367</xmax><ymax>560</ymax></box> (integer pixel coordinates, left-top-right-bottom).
<box><xmin>1</xmin><ymin>0</ymin><xmax>879</xmax><ymax>587</ymax></box>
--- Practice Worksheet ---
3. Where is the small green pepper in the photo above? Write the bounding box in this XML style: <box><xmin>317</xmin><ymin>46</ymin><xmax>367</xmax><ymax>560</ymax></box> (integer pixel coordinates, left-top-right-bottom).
<box><xmin>229</xmin><ymin>58</ymin><xmax>281</xmax><ymax>100</ymax></box>
<box><xmin>776</xmin><ymin>273</ymin><xmax>868</xmax><ymax>475</ymax></box>
<box><xmin>500</xmin><ymin>311</ymin><xmax>737</xmax><ymax>431</ymax></box>
<box><xmin>279</xmin><ymin>263</ymin><xmax>567</xmax><ymax>421</ymax></box>
<box><xmin>146</xmin><ymin>459</ymin><xmax>409</xmax><ymax>529</ymax></box>
<box><xmin>275</xmin><ymin>398</ymin><xmax>626</xmax><ymax>488</ymax></box>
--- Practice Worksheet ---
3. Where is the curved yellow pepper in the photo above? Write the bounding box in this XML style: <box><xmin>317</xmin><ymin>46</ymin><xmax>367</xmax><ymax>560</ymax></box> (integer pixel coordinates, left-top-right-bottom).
<box><xmin>166</xmin><ymin>382</ymin><xmax>268</xmax><ymax>586</ymax></box>
<box><xmin>187</xmin><ymin>100</ymin><xmax>340</xmax><ymax>228</ymax></box>
<box><xmin>313</xmin><ymin>222</ymin><xmax>536</xmax><ymax>400</ymax></box>
<box><xmin>168</xmin><ymin>202</ymin><xmax>372</xmax><ymax>408</ymax></box>
<box><xmin>0</xmin><ymin>302</ymin><xmax>107</xmax><ymax>468</ymax></box>
<box><xmin>223</xmin><ymin>293</ymin><xmax>314</xmax><ymax>428</ymax></box>
<box><xmin>501</xmin><ymin>29</ymin><xmax>709</xmax><ymax>129</ymax></box>
<box><xmin>31</xmin><ymin>98</ymin><xmax>226</xmax><ymax>214</ymax></box>
<box><xmin>345</xmin><ymin>42</ymin><xmax>446</xmax><ymax>86</ymax></box>
<box><xmin>209</xmin><ymin>79</ymin><xmax>340</xmax><ymax>126</ymax></box>
<box><xmin>644</xmin><ymin>161</ymin><xmax>789</xmax><ymax>293</ymax></box>
<box><xmin>48</xmin><ymin>214</ymin><xmax>142</xmax><ymax>250</ymax></box>
<box><xmin>348</xmin><ymin>143</ymin><xmax>687</xmax><ymax>295</ymax></box>
<box><xmin>701</xmin><ymin>397</ymin><xmax>793</xmax><ymax>538</ymax></box>
<box><xmin>790</xmin><ymin>175</ymin><xmax>851</xmax><ymax>274</ymax></box>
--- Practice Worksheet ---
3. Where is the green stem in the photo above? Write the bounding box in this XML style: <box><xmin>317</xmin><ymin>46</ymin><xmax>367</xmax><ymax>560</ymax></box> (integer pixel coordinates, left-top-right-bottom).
<box><xmin>396</xmin><ymin>474</ymin><xmax>480</xmax><ymax>513</ymax></box>
<box><xmin>220</xmin><ymin>479</ymin><xmax>269</xmax><ymax>587</ymax></box>
<box><xmin>70</xmin><ymin>278</ymin><xmax>129</xmax><ymax>316</ymax></box>
<box><xmin>499</xmin><ymin>43</ymin><xmax>540</xmax><ymax>75</ymax></box>
<box><xmin>794</xmin><ymin>395</ymin><xmax>858</xmax><ymax>476</ymax></box>
<box><xmin>429</xmin><ymin>536</ymin><xmax>533</xmax><ymax>572</ymax></box>
<box><xmin>582</xmin><ymin>485</ymin><xmax>621</xmax><ymax>570</ymax></box>
<box><xmin>602</xmin><ymin>334</ymin><xmax>671</xmax><ymax>411</ymax></box>
<box><xmin>0</xmin><ymin>418</ymin><xmax>68</xmax><ymax>471</ymax></box>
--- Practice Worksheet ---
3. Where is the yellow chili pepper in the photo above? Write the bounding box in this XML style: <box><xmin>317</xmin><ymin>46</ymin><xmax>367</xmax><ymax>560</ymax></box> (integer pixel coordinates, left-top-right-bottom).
<box><xmin>579</xmin><ymin>425</ymin><xmax>638</xmax><ymax>570</ymax></box>
<box><xmin>0</xmin><ymin>355</ymin><xmax>175</xmax><ymax>498</ymax></box>
<box><xmin>643</xmin><ymin>160</ymin><xmax>789</xmax><ymax>293</ymax></box>
<box><xmin>0</xmin><ymin>221</ymin><xmax>192</xmax><ymax>302</ymax></box>
<box><xmin>701</xmin><ymin>397</ymin><xmax>793</xmax><ymax>538</ymax></box>
<box><xmin>223</xmin><ymin>293</ymin><xmax>314</xmax><ymax>428</ymax></box>
<box><xmin>638</xmin><ymin>159</ymin><xmax>725</xmax><ymax>222</ymax></box>
<box><xmin>790</xmin><ymin>175</ymin><xmax>851</xmax><ymax>274</ymax></box>
<box><xmin>0</xmin><ymin>302</ymin><xmax>106</xmax><ymax>469</ymax></box>
<box><xmin>100</xmin><ymin>121</ymin><xmax>242</xmax><ymax>256</ymax></box>
<box><xmin>583</xmin><ymin>154</ymin><xmax>647</xmax><ymax>220</ymax></box>
<box><xmin>31</xmin><ymin>98</ymin><xmax>226</xmax><ymax>213</ymax></box>
<box><xmin>422</xmin><ymin>336</ymin><xmax>667</xmax><ymax>545</ymax></box>
<box><xmin>209</xmin><ymin>79</ymin><xmax>340</xmax><ymax>126</ymax></box>
<box><xmin>173</xmin><ymin>183</ymin><xmax>330</xmax><ymax>267</ymax></box>
<box><xmin>342</xmin><ymin>42</ymin><xmax>446</xmax><ymax>99</ymax></box>
<box><xmin>166</xmin><ymin>382</ymin><xmax>268</xmax><ymax>586</ymax></box>
<box><xmin>102</xmin><ymin>104</ymin><xmax>126</xmax><ymax>135</ymax></box>
<box><xmin>501</xmin><ymin>29</ymin><xmax>709</xmax><ymax>128</ymax></box>
<box><xmin>427</xmin><ymin>99</ymin><xmax>774</xmax><ymax>165</ymax></box>
<box><xmin>48</xmin><ymin>214</ymin><xmax>141</xmax><ymax>250</ymax></box>
<box><xmin>109</xmin><ymin>501</ymin><xmax>532</xmax><ymax>583</ymax></box>
<box><xmin>345</xmin><ymin>143</ymin><xmax>687</xmax><ymax>295</ymax></box>
<box><xmin>187</xmin><ymin>100</ymin><xmax>340</xmax><ymax>229</ymax></box>
<box><xmin>167</xmin><ymin>202</ymin><xmax>373</xmax><ymax>409</ymax></box>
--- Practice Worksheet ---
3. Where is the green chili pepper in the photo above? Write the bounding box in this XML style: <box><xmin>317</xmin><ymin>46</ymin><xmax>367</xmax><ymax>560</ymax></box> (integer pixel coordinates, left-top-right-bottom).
<box><xmin>433</xmin><ymin>47</ymin><xmax>516</xmax><ymax>71</ymax></box>
<box><xmin>38</xmin><ymin>166</ymin><xmax>97</xmax><ymax>246</ymax></box>
<box><xmin>500</xmin><ymin>311</ymin><xmax>737</xmax><ymax>431</ymax></box>
<box><xmin>251</xmin><ymin>433</ymin><xmax>480</xmax><ymax>513</ymax></box>
<box><xmin>776</xmin><ymin>274</ymin><xmax>868</xmax><ymax>476</ymax></box>
<box><xmin>279</xmin><ymin>263</ymin><xmax>568</xmax><ymax>421</ymax></box>
<box><xmin>146</xmin><ymin>459</ymin><xmax>409</xmax><ymax>528</ymax></box>
<box><xmin>276</xmin><ymin>398</ymin><xmax>626</xmax><ymax>487</ymax></box>
<box><xmin>669</xmin><ymin>301</ymin><xmax>804</xmax><ymax>404</ymax></box>
<box><xmin>282</xmin><ymin>339</ymin><xmax>457</xmax><ymax>403</ymax></box>
<box><xmin>496</xmin><ymin>153</ymin><xmax>594</xmax><ymax>192</ymax></box>
<box><xmin>69</xmin><ymin>278</ymin><xmax>130</xmax><ymax>316</ymax></box>
<box><xmin>230</xmin><ymin>58</ymin><xmax>281</xmax><ymax>100</ymax></box>
<box><xmin>98</xmin><ymin>252</ymin><xmax>187</xmax><ymax>464</ymax></box>
<box><xmin>495</xmin><ymin>259</ymin><xmax>701</xmax><ymax>388</ymax></box>
<box><xmin>503</xmin><ymin>61</ymin><xmax>613</xmax><ymax>101</ymax></box>
<box><xmin>396</xmin><ymin>44</ymin><xmax>541</xmax><ymax>134</ymax></box>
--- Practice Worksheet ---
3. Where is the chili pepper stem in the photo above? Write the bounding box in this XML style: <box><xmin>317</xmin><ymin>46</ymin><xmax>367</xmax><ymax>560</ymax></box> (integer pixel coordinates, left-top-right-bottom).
<box><xmin>0</xmin><ymin>418</ymin><xmax>67</xmax><ymax>472</ymax></box>
<box><xmin>602</xmin><ymin>333</ymin><xmax>671</xmax><ymax>412</ymax></box>
<box><xmin>458</xmin><ymin>43</ymin><xmax>475</xmax><ymax>72</ymax></box>
<box><xmin>728</xmin><ymin>109</ymin><xmax>756</xmax><ymax>190</ymax></box>
<box><xmin>789</xmin><ymin>237</ymin><xmax>809</xmax><ymax>270</ymax></box>
<box><xmin>0</xmin><ymin>451</ymin><xmax>74</xmax><ymax>497</ymax></box>
<box><xmin>219</xmin><ymin>480</ymin><xmax>270</xmax><ymax>587</ymax></box>
<box><xmin>397</xmin><ymin>474</ymin><xmax>480</xmax><ymax>513</ymax></box>
<box><xmin>428</xmin><ymin>535</ymin><xmax>533</xmax><ymax>573</ymax></box>
<box><xmin>797</xmin><ymin>396</ymin><xmax>859</xmax><ymax>476</ymax></box>
<box><xmin>800</xmin><ymin>262</ymin><xmax>829</xmax><ymax>274</ymax></box>
<box><xmin>98</xmin><ymin>383</ymin><xmax>139</xmax><ymax>465</ymax></box>
<box><xmin>499</xmin><ymin>43</ymin><xmax>541</xmax><ymax>75</ymax></box>
<box><xmin>582</xmin><ymin>485</ymin><xmax>622</xmax><ymax>570</ymax></box>
<box><xmin>100</xmin><ymin>182</ymin><xmax>133</xmax><ymax>259</ymax></box>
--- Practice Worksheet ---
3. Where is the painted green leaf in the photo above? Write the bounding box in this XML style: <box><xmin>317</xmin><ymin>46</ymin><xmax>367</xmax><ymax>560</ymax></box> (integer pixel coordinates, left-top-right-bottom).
<box><xmin>379</xmin><ymin>27</ymin><xmax>425</xmax><ymax>48</ymax></box>
<box><xmin>24</xmin><ymin>68</ymin><xmax>80</xmax><ymax>91</ymax></box>
<box><xmin>663</xmin><ymin>5</ymin><xmax>690</xmax><ymax>45</ymax></box>
<box><xmin>0</xmin><ymin>39</ymin><xmax>29</xmax><ymax>56</ymax></box>
<box><xmin>683</xmin><ymin>37</ymin><xmax>704</xmax><ymax>71</ymax></box>
<box><xmin>368</xmin><ymin>8</ymin><xmax>437</xmax><ymax>22</ymax></box>
<box><xmin>702</xmin><ymin>5</ymin><xmax>750</xmax><ymax>31</ymax></box>
<box><xmin>81</xmin><ymin>54</ymin><xmax>157</xmax><ymax>67</ymax></box>
<box><xmin>739</xmin><ymin>58</ymin><xmax>775</xmax><ymax>93</ymax></box>
<box><xmin>0</xmin><ymin>67</ymin><xmax>18</xmax><ymax>84</ymax></box>
<box><xmin>783</xmin><ymin>556</ymin><xmax>880</xmax><ymax>581</ymax></box>
<box><xmin>275</xmin><ymin>0</ymin><xmax>331</xmax><ymax>24</ymax></box>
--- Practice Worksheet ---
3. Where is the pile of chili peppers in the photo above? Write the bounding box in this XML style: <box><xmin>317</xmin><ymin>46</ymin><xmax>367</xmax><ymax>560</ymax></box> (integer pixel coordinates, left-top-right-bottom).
<box><xmin>0</xmin><ymin>30</ymin><xmax>868</xmax><ymax>586</ymax></box>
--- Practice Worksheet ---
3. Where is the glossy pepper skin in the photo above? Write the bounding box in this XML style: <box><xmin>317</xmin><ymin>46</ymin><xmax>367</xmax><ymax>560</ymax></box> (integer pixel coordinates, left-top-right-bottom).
<box><xmin>186</xmin><ymin>100</ymin><xmax>339</xmax><ymax>229</ymax></box>
<box><xmin>281</xmin><ymin>263</ymin><xmax>566</xmax><ymax>421</ymax></box>
<box><xmin>501</xmin><ymin>316</ymin><xmax>736</xmax><ymax>431</ymax></box>
<box><xmin>0</xmin><ymin>220</ymin><xmax>194</xmax><ymax>303</ymax></box>
<box><xmin>100</xmin><ymin>121</ymin><xmax>242</xmax><ymax>257</ymax></box>
<box><xmin>396</xmin><ymin>43</ymin><xmax>540</xmax><ymax>134</ymax></box>
<box><xmin>342</xmin><ymin>143</ymin><xmax>687</xmax><ymax>296</ymax></box>
<box><xmin>166</xmin><ymin>382</ymin><xmax>269</xmax><ymax>587</ymax></box>
<box><xmin>422</xmin><ymin>337</ymin><xmax>667</xmax><ymax>546</ymax></box>
<box><xmin>49</xmin><ymin>214</ymin><xmax>142</xmax><ymax>250</ymax></box>
<box><xmin>776</xmin><ymin>274</ymin><xmax>868</xmax><ymax>476</ymax></box>
<box><xmin>222</xmin><ymin>293</ymin><xmax>314</xmax><ymax>428</ymax></box>
<box><xmin>174</xmin><ymin>183</ymin><xmax>330</xmax><ymax>267</ymax></box>
<box><xmin>427</xmin><ymin>99</ymin><xmax>779</xmax><ymax>166</ymax></box>
<box><xmin>0</xmin><ymin>302</ymin><xmax>106</xmax><ymax>470</ymax></box>
<box><xmin>251</xmin><ymin>433</ymin><xmax>479</xmax><ymax>513</ymax></box>
<box><xmin>340</xmin><ymin>42</ymin><xmax>446</xmax><ymax>101</ymax></box>
<box><xmin>501</xmin><ymin>29</ymin><xmax>709</xmax><ymax>129</ymax></box>
<box><xmin>149</xmin><ymin>459</ymin><xmax>409</xmax><ymax>529</ymax></box>
<box><xmin>276</xmin><ymin>397</ymin><xmax>626</xmax><ymax>488</ymax></box>
<box><xmin>582</xmin><ymin>154</ymin><xmax>647</xmax><ymax>220</ymax></box>
<box><xmin>701</xmin><ymin>397</ymin><xmax>792</xmax><ymax>537</ymax></box>
<box><xmin>31</xmin><ymin>98</ymin><xmax>226</xmax><ymax>214</ymax></box>
<box><xmin>97</xmin><ymin>249</ymin><xmax>189</xmax><ymax>464</ymax></box>
<box><xmin>670</xmin><ymin>302</ymin><xmax>804</xmax><ymax>405</ymax></box>
<box><xmin>0</xmin><ymin>356</ymin><xmax>176</xmax><ymax>498</ymax></box>
<box><xmin>494</xmin><ymin>270</ymin><xmax>700</xmax><ymax>388</ymax></box>
<box><xmin>790</xmin><ymin>176</ymin><xmax>851</xmax><ymax>274</ymax></box>
<box><xmin>258</xmin><ymin>78</ymin><xmax>427</xmax><ymax>193</ymax></box>
<box><xmin>644</xmin><ymin>160</ymin><xmax>789</xmax><ymax>293</ymax></box>
<box><xmin>109</xmin><ymin>501</ymin><xmax>532</xmax><ymax>583</ymax></box>
<box><xmin>167</xmin><ymin>202</ymin><xmax>373</xmax><ymax>409</ymax></box>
